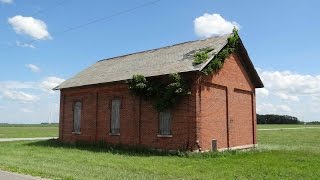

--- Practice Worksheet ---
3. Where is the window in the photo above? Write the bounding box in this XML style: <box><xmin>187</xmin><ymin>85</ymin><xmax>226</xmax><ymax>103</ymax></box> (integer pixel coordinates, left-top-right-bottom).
<box><xmin>73</xmin><ymin>101</ymin><xmax>82</xmax><ymax>134</ymax></box>
<box><xmin>110</xmin><ymin>99</ymin><xmax>121</xmax><ymax>134</ymax></box>
<box><xmin>159</xmin><ymin>110</ymin><xmax>171</xmax><ymax>135</ymax></box>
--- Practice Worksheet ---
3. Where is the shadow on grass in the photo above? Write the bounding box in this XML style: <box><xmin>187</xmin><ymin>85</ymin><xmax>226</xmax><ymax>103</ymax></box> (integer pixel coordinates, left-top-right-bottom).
<box><xmin>26</xmin><ymin>139</ymin><xmax>257</xmax><ymax>158</ymax></box>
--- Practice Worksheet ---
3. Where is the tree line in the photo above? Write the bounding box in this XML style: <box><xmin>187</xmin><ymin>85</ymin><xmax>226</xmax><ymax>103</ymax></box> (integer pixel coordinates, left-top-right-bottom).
<box><xmin>257</xmin><ymin>114</ymin><xmax>302</xmax><ymax>124</ymax></box>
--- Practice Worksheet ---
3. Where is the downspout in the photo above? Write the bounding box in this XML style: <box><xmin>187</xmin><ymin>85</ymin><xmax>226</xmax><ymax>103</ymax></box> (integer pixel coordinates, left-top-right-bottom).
<box><xmin>194</xmin><ymin>73</ymin><xmax>202</xmax><ymax>151</ymax></box>
<box><xmin>251</xmin><ymin>92</ymin><xmax>255</xmax><ymax>146</ymax></box>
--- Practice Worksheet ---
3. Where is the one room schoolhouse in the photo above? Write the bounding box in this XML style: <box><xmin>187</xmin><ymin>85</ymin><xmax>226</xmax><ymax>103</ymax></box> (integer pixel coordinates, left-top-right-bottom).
<box><xmin>55</xmin><ymin>33</ymin><xmax>263</xmax><ymax>151</ymax></box>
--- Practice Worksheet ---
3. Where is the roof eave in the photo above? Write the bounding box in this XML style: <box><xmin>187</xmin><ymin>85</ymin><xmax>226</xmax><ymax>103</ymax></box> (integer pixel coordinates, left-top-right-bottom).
<box><xmin>53</xmin><ymin>85</ymin><xmax>61</xmax><ymax>91</ymax></box>
<box><xmin>237</xmin><ymin>39</ymin><xmax>264</xmax><ymax>88</ymax></box>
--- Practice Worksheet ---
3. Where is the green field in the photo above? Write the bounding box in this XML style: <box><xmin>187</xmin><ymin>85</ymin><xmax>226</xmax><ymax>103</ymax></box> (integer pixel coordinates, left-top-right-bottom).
<box><xmin>258</xmin><ymin>124</ymin><xmax>319</xmax><ymax>129</ymax></box>
<box><xmin>0</xmin><ymin>125</ymin><xmax>319</xmax><ymax>179</ymax></box>
<box><xmin>0</xmin><ymin>124</ymin><xmax>58</xmax><ymax>138</ymax></box>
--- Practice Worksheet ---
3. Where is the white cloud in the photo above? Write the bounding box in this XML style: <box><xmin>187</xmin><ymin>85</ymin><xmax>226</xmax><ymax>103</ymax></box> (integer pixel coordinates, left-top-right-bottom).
<box><xmin>257</xmin><ymin>103</ymin><xmax>292</xmax><ymax>115</ymax></box>
<box><xmin>310</xmin><ymin>97</ymin><xmax>320</xmax><ymax>113</ymax></box>
<box><xmin>20</xmin><ymin>108</ymin><xmax>33</xmax><ymax>113</ymax></box>
<box><xmin>274</xmin><ymin>92</ymin><xmax>299</xmax><ymax>102</ymax></box>
<box><xmin>257</xmin><ymin>103</ymin><xmax>276</xmax><ymax>113</ymax></box>
<box><xmin>277</xmin><ymin>105</ymin><xmax>292</xmax><ymax>112</ymax></box>
<box><xmin>258</xmin><ymin>70</ymin><xmax>320</xmax><ymax>96</ymax></box>
<box><xmin>0</xmin><ymin>81</ymin><xmax>36</xmax><ymax>90</ymax></box>
<box><xmin>26</xmin><ymin>64</ymin><xmax>40</xmax><ymax>73</ymax></box>
<box><xmin>256</xmin><ymin>69</ymin><xmax>320</xmax><ymax>121</ymax></box>
<box><xmin>40</xmin><ymin>76</ymin><xmax>65</xmax><ymax>93</ymax></box>
<box><xmin>16</xmin><ymin>41</ymin><xmax>35</xmax><ymax>49</ymax></box>
<box><xmin>0</xmin><ymin>76</ymin><xmax>63</xmax><ymax>124</ymax></box>
<box><xmin>256</xmin><ymin>88</ymin><xmax>269</xmax><ymax>98</ymax></box>
<box><xmin>3</xmin><ymin>90</ymin><xmax>39</xmax><ymax>103</ymax></box>
<box><xmin>194</xmin><ymin>13</ymin><xmax>240</xmax><ymax>38</ymax></box>
<box><xmin>0</xmin><ymin>77</ymin><xmax>64</xmax><ymax>94</ymax></box>
<box><xmin>0</xmin><ymin>0</ymin><xmax>13</xmax><ymax>4</ymax></box>
<box><xmin>8</xmin><ymin>15</ymin><xmax>52</xmax><ymax>40</ymax></box>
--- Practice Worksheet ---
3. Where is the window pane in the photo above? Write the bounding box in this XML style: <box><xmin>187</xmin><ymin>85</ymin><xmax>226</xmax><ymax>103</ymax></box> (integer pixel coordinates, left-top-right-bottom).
<box><xmin>159</xmin><ymin>110</ymin><xmax>171</xmax><ymax>135</ymax></box>
<box><xmin>73</xmin><ymin>102</ymin><xmax>82</xmax><ymax>133</ymax></box>
<box><xmin>111</xmin><ymin>99</ymin><xmax>121</xmax><ymax>134</ymax></box>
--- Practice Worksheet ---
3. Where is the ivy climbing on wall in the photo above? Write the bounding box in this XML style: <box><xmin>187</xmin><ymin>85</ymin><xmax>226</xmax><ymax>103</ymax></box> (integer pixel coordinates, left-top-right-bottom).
<box><xmin>128</xmin><ymin>28</ymin><xmax>240</xmax><ymax>111</ymax></box>
<box><xmin>128</xmin><ymin>73</ymin><xmax>191</xmax><ymax>112</ymax></box>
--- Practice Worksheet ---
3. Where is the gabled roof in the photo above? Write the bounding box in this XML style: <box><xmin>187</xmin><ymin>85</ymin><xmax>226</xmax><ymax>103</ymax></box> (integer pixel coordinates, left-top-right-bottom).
<box><xmin>55</xmin><ymin>34</ymin><xmax>263</xmax><ymax>90</ymax></box>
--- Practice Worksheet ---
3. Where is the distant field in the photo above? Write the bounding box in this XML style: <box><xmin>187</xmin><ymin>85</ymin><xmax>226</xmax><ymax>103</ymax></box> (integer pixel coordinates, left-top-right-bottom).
<box><xmin>257</xmin><ymin>125</ymin><xmax>320</xmax><ymax>153</ymax></box>
<box><xmin>258</xmin><ymin>124</ymin><xmax>320</xmax><ymax>129</ymax></box>
<box><xmin>0</xmin><ymin>124</ymin><xmax>58</xmax><ymax>127</ymax></box>
<box><xmin>0</xmin><ymin>124</ymin><xmax>319</xmax><ymax>179</ymax></box>
<box><xmin>0</xmin><ymin>124</ymin><xmax>58</xmax><ymax>138</ymax></box>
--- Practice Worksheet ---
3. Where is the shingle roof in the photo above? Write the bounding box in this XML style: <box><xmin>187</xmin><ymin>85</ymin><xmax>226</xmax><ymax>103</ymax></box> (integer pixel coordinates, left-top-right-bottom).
<box><xmin>55</xmin><ymin>34</ymin><xmax>263</xmax><ymax>90</ymax></box>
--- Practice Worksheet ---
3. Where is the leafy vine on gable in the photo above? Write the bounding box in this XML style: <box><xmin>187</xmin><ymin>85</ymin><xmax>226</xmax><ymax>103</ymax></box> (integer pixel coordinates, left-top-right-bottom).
<box><xmin>193</xmin><ymin>28</ymin><xmax>240</xmax><ymax>75</ymax></box>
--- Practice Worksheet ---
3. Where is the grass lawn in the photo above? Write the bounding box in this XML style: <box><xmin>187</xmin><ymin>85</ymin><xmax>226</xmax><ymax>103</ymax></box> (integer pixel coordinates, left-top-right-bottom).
<box><xmin>0</xmin><ymin>125</ymin><xmax>319</xmax><ymax>179</ymax></box>
<box><xmin>0</xmin><ymin>124</ymin><xmax>58</xmax><ymax>138</ymax></box>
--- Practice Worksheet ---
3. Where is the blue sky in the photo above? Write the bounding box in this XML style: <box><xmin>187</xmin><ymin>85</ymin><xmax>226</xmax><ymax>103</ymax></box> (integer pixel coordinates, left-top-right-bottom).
<box><xmin>0</xmin><ymin>0</ymin><xmax>319</xmax><ymax>123</ymax></box>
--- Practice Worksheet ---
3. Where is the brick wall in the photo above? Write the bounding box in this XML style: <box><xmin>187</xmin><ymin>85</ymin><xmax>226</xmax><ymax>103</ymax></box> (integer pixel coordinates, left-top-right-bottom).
<box><xmin>59</xmin><ymin>52</ymin><xmax>257</xmax><ymax>151</ymax></box>
<box><xmin>59</xmin><ymin>74</ymin><xmax>198</xmax><ymax>151</ymax></box>
<box><xmin>196</xmin><ymin>52</ymin><xmax>257</xmax><ymax>150</ymax></box>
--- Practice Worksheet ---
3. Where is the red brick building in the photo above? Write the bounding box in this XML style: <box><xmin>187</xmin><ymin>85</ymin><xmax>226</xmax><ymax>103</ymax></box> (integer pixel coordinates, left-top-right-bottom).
<box><xmin>55</xmin><ymin>34</ymin><xmax>263</xmax><ymax>151</ymax></box>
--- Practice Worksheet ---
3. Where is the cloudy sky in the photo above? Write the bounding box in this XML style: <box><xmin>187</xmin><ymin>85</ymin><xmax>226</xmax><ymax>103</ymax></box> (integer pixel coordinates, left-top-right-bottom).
<box><xmin>0</xmin><ymin>0</ymin><xmax>319</xmax><ymax>123</ymax></box>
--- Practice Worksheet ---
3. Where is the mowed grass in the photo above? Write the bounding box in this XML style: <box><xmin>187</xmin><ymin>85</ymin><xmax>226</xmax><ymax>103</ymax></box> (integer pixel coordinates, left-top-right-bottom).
<box><xmin>258</xmin><ymin>125</ymin><xmax>320</xmax><ymax>153</ymax></box>
<box><xmin>0</xmin><ymin>124</ymin><xmax>58</xmax><ymax>138</ymax></box>
<box><xmin>0</xmin><ymin>125</ymin><xmax>318</xmax><ymax>179</ymax></box>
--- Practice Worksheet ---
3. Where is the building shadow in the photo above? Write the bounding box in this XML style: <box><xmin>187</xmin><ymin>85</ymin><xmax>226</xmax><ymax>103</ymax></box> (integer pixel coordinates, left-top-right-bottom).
<box><xmin>26</xmin><ymin>139</ymin><xmax>249</xmax><ymax>158</ymax></box>
<box><xmin>26</xmin><ymin>139</ymin><xmax>188</xmax><ymax>157</ymax></box>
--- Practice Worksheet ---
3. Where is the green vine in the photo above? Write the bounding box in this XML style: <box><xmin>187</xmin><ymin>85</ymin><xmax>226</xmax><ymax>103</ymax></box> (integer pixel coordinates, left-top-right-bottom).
<box><xmin>128</xmin><ymin>73</ymin><xmax>191</xmax><ymax>112</ymax></box>
<box><xmin>201</xmin><ymin>28</ymin><xmax>240</xmax><ymax>75</ymax></box>
<box><xmin>128</xmin><ymin>29</ymin><xmax>239</xmax><ymax>111</ymax></box>
<box><xmin>192</xmin><ymin>48</ymin><xmax>214</xmax><ymax>65</ymax></box>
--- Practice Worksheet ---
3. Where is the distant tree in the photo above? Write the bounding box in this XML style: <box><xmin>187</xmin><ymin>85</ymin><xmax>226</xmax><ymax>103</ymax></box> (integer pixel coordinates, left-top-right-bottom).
<box><xmin>257</xmin><ymin>114</ymin><xmax>302</xmax><ymax>124</ymax></box>
<box><xmin>306</xmin><ymin>121</ymin><xmax>320</xmax><ymax>125</ymax></box>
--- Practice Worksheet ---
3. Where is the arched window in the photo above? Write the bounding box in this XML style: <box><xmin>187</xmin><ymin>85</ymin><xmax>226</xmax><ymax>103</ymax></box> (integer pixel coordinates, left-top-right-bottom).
<box><xmin>73</xmin><ymin>101</ymin><xmax>82</xmax><ymax>134</ymax></box>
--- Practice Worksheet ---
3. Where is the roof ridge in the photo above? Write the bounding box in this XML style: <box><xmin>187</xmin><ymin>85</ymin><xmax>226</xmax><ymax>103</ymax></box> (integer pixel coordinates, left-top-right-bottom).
<box><xmin>97</xmin><ymin>34</ymin><xmax>231</xmax><ymax>63</ymax></box>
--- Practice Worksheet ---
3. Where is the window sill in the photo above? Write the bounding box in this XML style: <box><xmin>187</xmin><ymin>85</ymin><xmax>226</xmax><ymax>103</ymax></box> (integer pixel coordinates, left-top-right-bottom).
<box><xmin>72</xmin><ymin>132</ymin><xmax>82</xmax><ymax>135</ymax></box>
<box><xmin>109</xmin><ymin>133</ymin><xmax>120</xmax><ymax>136</ymax></box>
<box><xmin>157</xmin><ymin>134</ymin><xmax>173</xmax><ymax>138</ymax></box>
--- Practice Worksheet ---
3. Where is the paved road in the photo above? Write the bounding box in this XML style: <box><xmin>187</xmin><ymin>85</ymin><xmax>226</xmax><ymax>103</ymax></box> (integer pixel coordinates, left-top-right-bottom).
<box><xmin>0</xmin><ymin>137</ymin><xmax>57</xmax><ymax>142</ymax></box>
<box><xmin>0</xmin><ymin>170</ymin><xmax>45</xmax><ymax>180</ymax></box>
